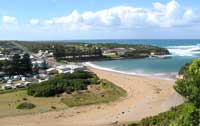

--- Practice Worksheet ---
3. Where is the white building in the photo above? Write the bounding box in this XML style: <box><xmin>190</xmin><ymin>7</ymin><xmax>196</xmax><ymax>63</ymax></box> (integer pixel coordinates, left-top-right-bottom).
<box><xmin>46</xmin><ymin>68</ymin><xmax>58</xmax><ymax>74</ymax></box>
<box><xmin>56</xmin><ymin>65</ymin><xmax>85</xmax><ymax>74</ymax></box>
<box><xmin>2</xmin><ymin>84</ymin><xmax>13</xmax><ymax>90</ymax></box>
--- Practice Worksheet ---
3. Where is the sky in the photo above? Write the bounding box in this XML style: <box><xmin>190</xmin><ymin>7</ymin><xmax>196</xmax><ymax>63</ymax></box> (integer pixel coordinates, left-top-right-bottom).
<box><xmin>0</xmin><ymin>0</ymin><xmax>200</xmax><ymax>40</ymax></box>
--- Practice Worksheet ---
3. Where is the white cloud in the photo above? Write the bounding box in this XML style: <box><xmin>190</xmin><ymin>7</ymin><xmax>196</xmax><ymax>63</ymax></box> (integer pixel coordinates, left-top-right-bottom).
<box><xmin>147</xmin><ymin>0</ymin><xmax>196</xmax><ymax>27</ymax></box>
<box><xmin>30</xmin><ymin>19</ymin><xmax>39</xmax><ymax>25</ymax></box>
<box><xmin>1</xmin><ymin>0</ymin><xmax>200</xmax><ymax>39</ymax></box>
<box><xmin>2</xmin><ymin>16</ymin><xmax>17</xmax><ymax>24</ymax></box>
<box><xmin>39</xmin><ymin>0</ymin><xmax>198</xmax><ymax>31</ymax></box>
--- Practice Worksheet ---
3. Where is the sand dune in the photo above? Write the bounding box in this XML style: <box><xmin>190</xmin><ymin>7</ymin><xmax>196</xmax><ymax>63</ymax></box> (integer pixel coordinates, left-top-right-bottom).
<box><xmin>0</xmin><ymin>68</ymin><xmax>184</xmax><ymax>126</ymax></box>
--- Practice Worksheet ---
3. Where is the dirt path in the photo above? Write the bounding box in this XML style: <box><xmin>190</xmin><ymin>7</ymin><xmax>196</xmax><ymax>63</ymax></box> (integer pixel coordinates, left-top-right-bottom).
<box><xmin>0</xmin><ymin>68</ymin><xmax>184</xmax><ymax>126</ymax></box>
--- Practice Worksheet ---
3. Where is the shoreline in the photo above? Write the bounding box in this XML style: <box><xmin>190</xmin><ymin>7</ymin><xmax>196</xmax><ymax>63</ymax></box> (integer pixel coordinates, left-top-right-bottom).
<box><xmin>0</xmin><ymin>66</ymin><xmax>184</xmax><ymax>126</ymax></box>
<box><xmin>83</xmin><ymin>61</ymin><xmax>177</xmax><ymax>81</ymax></box>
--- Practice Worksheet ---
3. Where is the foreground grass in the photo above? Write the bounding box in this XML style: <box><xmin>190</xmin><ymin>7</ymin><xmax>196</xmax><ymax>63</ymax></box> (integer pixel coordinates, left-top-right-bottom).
<box><xmin>61</xmin><ymin>79</ymin><xmax>127</xmax><ymax>107</ymax></box>
<box><xmin>0</xmin><ymin>90</ymin><xmax>67</xmax><ymax>118</ymax></box>
<box><xmin>0</xmin><ymin>79</ymin><xmax>127</xmax><ymax>117</ymax></box>
<box><xmin>0</xmin><ymin>88</ymin><xmax>26</xmax><ymax>95</ymax></box>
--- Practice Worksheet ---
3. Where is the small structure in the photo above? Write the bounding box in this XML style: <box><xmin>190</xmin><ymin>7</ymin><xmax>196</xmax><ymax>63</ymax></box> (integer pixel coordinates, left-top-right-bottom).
<box><xmin>46</xmin><ymin>68</ymin><xmax>58</xmax><ymax>75</ymax></box>
<box><xmin>0</xmin><ymin>57</ymin><xmax>9</xmax><ymax>61</ymax></box>
<box><xmin>2</xmin><ymin>84</ymin><xmax>13</xmax><ymax>90</ymax></box>
<box><xmin>23</xmin><ymin>81</ymin><xmax>31</xmax><ymax>86</ymax></box>
<box><xmin>7</xmin><ymin>80</ymin><xmax>12</xmax><ymax>84</ymax></box>
<box><xmin>15</xmin><ymin>83</ymin><xmax>25</xmax><ymax>88</ymax></box>
<box><xmin>38</xmin><ymin>78</ymin><xmax>49</xmax><ymax>83</ymax></box>
<box><xmin>56</xmin><ymin>66</ymin><xmax>72</xmax><ymax>74</ymax></box>
<box><xmin>32</xmin><ymin>60</ymin><xmax>48</xmax><ymax>69</ymax></box>
<box><xmin>21</xmin><ymin>77</ymin><xmax>26</xmax><ymax>82</ymax></box>
<box><xmin>103</xmin><ymin>48</ymin><xmax>129</xmax><ymax>56</ymax></box>
<box><xmin>13</xmin><ymin>75</ymin><xmax>21</xmax><ymax>81</ymax></box>
<box><xmin>56</xmin><ymin>65</ymin><xmax>85</xmax><ymax>74</ymax></box>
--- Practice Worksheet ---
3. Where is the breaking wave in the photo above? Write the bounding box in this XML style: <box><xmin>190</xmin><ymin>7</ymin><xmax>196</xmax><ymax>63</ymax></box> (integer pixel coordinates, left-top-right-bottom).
<box><xmin>83</xmin><ymin>62</ymin><xmax>176</xmax><ymax>80</ymax></box>
<box><xmin>167</xmin><ymin>44</ymin><xmax>200</xmax><ymax>57</ymax></box>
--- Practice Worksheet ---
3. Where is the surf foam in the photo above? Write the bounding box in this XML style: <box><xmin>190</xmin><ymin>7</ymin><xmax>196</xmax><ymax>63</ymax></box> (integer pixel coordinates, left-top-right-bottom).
<box><xmin>83</xmin><ymin>62</ymin><xmax>176</xmax><ymax>80</ymax></box>
<box><xmin>167</xmin><ymin>44</ymin><xmax>200</xmax><ymax>57</ymax></box>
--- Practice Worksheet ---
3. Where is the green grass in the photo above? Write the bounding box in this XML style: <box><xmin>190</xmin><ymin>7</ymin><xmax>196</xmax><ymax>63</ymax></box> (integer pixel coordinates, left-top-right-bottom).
<box><xmin>0</xmin><ymin>90</ymin><xmax>67</xmax><ymax>118</ymax></box>
<box><xmin>61</xmin><ymin>79</ymin><xmax>127</xmax><ymax>107</ymax></box>
<box><xmin>16</xmin><ymin>102</ymin><xmax>36</xmax><ymax>109</ymax></box>
<box><xmin>0</xmin><ymin>88</ymin><xmax>26</xmax><ymax>95</ymax></box>
<box><xmin>0</xmin><ymin>79</ymin><xmax>127</xmax><ymax>117</ymax></box>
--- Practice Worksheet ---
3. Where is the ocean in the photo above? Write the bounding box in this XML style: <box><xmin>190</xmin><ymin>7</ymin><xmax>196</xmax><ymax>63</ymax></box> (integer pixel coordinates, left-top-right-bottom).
<box><xmin>80</xmin><ymin>39</ymin><xmax>200</xmax><ymax>79</ymax></box>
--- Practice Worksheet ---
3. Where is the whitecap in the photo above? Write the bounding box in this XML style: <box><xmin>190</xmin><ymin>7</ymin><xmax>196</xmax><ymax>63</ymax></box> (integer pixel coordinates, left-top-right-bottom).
<box><xmin>167</xmin><ymin>44</ymin><xmax>200</xmax><ymax>57</ymax></box>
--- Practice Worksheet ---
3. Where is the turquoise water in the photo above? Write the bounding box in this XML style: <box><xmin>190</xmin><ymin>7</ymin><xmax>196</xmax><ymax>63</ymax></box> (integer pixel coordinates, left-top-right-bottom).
<box><xmin>81</xmin><ymin>39</ymin><xmax>200</xmax><ymax>77</ymax></box>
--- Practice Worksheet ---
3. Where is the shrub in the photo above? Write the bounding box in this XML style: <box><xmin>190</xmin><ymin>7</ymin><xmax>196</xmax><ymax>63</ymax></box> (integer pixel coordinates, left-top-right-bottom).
<box><xmin>27</xmin><ymin>70</ymin><xmax>99</xmax><ymax>97</ymax></box>
<box><xmin>16</xmin><ymin>102</ymin><xmax>36</xmax><ymax>109</ymax></box>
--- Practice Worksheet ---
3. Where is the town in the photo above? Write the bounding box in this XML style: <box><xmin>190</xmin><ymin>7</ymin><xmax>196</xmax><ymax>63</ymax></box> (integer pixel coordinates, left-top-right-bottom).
<box><xmin>0</xmin><ymin>42</ymin><xmax>86</xmax><ymax>90</ymax></box>
<box><xmin>0</xmin><ymin>41</ymin><xmax>170</xmax><ymax>91</ymax></box>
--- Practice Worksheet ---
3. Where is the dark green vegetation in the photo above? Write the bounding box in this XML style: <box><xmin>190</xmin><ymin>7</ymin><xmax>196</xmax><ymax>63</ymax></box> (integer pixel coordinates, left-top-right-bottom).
<box><xmin>61</xmin><ymin>79</ymin><xmax>127</xmax><ymax>107</ymax></box>
<box><xmin>15</xmin><ymin>41</ymin><xmax>103</xmax><ymax>61</ymax></box>
<box><xmin>27</xmin><ymin>70</ymin><xmax>100</xmax><ymax>97</ymax></box>
<box><xmin>13</xmin><ymin>41</ymin><xmax>169</xmax><ymax>61</ymax></box>
<box><xmin>0</xmin><ymin>41</ymin><xmax>23</xmax><ymax>55</ymax></box>
<box><xmin>16</xmin><ymin>102</ymin><xmax>36</xmax><ymax>109</ymax></box>
<box><xmin>0</xmin><ymin>53</ymin><xmax>32</xmax><ymax>76</ymax></box>
<box><xmin>175</xmin><ymin>59</ymin><xmax>200</xmax><ymax>107</ymax></box>
<box><xmin>178</xmin><ymin>62</ymin><xmax>191</xmax><ymax>77</ymax></box>
<box><xmin>133</xmin><ymin>59</ymin><xmax>200</xmax><ymax>126</ymax></box>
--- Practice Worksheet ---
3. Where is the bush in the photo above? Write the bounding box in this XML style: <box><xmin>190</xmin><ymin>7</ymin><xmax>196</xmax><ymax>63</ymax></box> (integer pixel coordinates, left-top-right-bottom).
<box><xmin>27</xmin><ymin>70</ymin><xmax>99</xmax><ymax>97</ymax></box>
<box><xmin>16</xmin><ymin>102</ymin><xmax>36</xmax><ymax>109</ymax></box>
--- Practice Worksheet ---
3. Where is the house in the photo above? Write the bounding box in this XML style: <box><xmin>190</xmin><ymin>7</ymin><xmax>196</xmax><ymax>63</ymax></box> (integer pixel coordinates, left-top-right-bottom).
<box><xmin>7</xmin><ymin>80</ymin><xmax>12</xmax><ymax>84</ymax></box>
<box><xmin>15</xmin><ymin>83</ymin><xmax>25</xmax><ymax>88</ymax></box>
<box><xmin>32</xmin><ymin>60</ymin><xmax>48</xmax><ymax>69</ymax></box>
<box><xmin>21</xmin><ymin>77</ymin><xmax>26</xmax><ymax>82</ymax></box>
<box><xmin>56</xmin><ymin>65</ymin><xmax>85</xmax><ymax>74</ymax></box>
<box><xmin>38</xmin><ymin>74</ymin><xmax>48</xmax><ymax>79</ymax></box>
<box><xmin>23</xmin><ymin>81</ymin><xmax>31</xmax><ymax>86</ymax></box>
<box><xmin>0</xmin><ymin>54</ymin><xmax>10</xmax><ymax>59</ymax></box>
<box><xmin>46</xmin><ymin>68</ymin><xmax>58</xmax><ymax>75</ymax></box>
<box><xmin>13</xmin><ymin>75</ymin><xmax>21</xmax><ymax>80</ymax></box>
<box><xmin>47</xmin><ymin>52</ymin><xmax>53</xmax><ymax>57</ymax></box>
<box><xmin>103</xmin><ymin>48</ymin><xmax>128</xmax><ymax>56</ymax></box>
<box><xmin>38</xmin><ymin>69</ymin><xmax>47</xmax><ymax>74</ymax></box>
<box><xmin>56</xmin><ymin>66</ymin><xmax>72</xmax><ymax>74</ymax></box>
<box><xmin>38</xmin><ymin>78</ymin><xmax>49</xmax><ymax>83</ymax></box>
<box><xmin>2</xmin><ymin>84</ymin><xmax>13</xmax><ymax>90</ymax></box>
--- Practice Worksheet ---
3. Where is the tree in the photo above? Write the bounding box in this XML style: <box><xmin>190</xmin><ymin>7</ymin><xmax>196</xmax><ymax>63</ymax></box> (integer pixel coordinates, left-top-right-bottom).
<box><xmin>11</xmin><ymin>54</ymin><xmax>21</xmax><ymax>74</ymax></box>
<box><xmin>20</xmin><ymin>53</ymin><xmax>32</xmax><ymax>73</ymax></box>
<box><xmin>53</xmin><ymin>44</ymin><xmax>66</xmax><ymax>60</ymax></box>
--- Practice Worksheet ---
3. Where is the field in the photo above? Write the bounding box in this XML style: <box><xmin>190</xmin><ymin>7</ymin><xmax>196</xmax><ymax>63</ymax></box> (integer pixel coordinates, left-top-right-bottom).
<box><xmin>0</xmin><ymin>90</ymin><xmax>67</xmax><ymax>117</ymax></box>
<box><xmin>61</xmin><ymin>79</ymin><xmax>127</xmax><ymax>107</ymax></box>
<box><xmin>0</xmin><ymin>79</ymin><xmax>126</xmax><ymax>118</ymax></box>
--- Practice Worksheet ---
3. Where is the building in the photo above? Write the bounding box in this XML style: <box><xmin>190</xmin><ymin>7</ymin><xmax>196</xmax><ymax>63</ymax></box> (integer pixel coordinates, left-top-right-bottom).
<box><xmin>56</xmin><ymin>65</ymin><xmax>85</xmax><ymax>74</ymax></box>
<box><xmin>46</xmin><ymin>68</ymin><xmax>58</xmax><ymax>75</ymax></box>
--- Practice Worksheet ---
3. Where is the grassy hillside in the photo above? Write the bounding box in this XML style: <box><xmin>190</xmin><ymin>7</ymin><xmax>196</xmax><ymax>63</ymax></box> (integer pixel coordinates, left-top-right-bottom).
<box><xmin>0</xmin><ymin>71</ymin><xmax>126</xmax><ymax>118</ymax></box>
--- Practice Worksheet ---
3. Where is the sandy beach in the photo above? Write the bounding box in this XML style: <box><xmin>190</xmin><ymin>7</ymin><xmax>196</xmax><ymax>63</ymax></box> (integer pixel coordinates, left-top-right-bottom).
<box><xmin>0</xmin><ymin>67</ymin><xmax>184</xmax><ymax>126</ymax></box>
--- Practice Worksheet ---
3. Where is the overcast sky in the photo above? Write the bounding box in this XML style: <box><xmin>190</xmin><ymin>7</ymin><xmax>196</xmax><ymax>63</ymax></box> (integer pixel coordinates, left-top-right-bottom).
<box><xmin>0</xmin><ymin>0</ymin><xmax>200</xmax><ymax>40</ymax></box>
